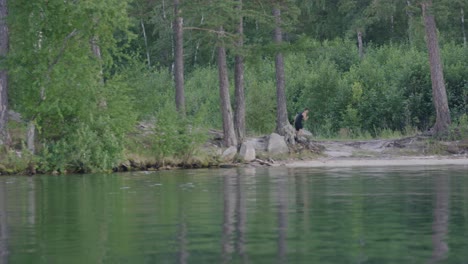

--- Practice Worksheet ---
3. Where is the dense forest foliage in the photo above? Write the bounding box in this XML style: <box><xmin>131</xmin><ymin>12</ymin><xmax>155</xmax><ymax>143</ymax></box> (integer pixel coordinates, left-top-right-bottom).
<box><xmin>0</xmin><ymin>0</ymin><xmax>467</xmax><ymax>173</ymax></box>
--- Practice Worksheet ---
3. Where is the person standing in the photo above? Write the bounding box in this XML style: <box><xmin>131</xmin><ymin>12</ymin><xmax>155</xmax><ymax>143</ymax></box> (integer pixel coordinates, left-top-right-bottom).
<box><xmin>294</xmin><ymin>108</ymin><xmax>309</xmax><ymax>139</ymax></box>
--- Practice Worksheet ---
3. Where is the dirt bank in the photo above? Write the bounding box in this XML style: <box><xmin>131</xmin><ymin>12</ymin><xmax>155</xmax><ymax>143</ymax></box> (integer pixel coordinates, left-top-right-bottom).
<box><xmin>283</xmin><ymin>135</ymin><xmax>468</xmax><ymax>168</ymax></box>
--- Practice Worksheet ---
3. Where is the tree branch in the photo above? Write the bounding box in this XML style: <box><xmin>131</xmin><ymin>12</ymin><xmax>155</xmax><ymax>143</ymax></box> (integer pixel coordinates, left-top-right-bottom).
<box><xmin>47</xmin><ymin>29</ymin><xmax>79</xmax><ymax>74</ymax></box>
<box><xmin>183</xmin><ymin>26</ymin><xmax>236</xmax><ymax>37</ymax></box>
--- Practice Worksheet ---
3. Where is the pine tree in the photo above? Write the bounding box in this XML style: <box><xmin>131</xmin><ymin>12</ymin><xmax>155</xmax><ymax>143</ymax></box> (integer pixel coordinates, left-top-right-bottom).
<box><xmin>0</xmin><ymin>0</ymin><xmax>8</xmax><ymax>146</ymax></box>
<box><xmin>421</xmin><ymin>0</ymin><xmax>451</xmax><ymax>135</ymax></box>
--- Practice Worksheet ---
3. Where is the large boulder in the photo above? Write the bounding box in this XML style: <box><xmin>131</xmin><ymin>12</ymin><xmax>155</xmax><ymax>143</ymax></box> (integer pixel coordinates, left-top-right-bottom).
<box><xmin>239</xmin><ymin>142</ymin><xmax>256</xmax><ymax>162</ymax></box>
<box><xmin>221</xmin><ymin>146</ymin><xmax>238</xmax><ymax>162</ymax></box>
<box><xmin>267</xmin><ymin>133</ymin><xmax>289</xmax><ymax>155</ymax></box>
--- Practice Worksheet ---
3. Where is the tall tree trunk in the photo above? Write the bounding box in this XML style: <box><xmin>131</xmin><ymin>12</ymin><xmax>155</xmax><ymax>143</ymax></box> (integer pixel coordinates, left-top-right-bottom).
<box><xmin>273</xmin><ymin>6</ymin><xmax>295</xmax><ymax>144</ymax></box>
<box><xmin>174</xmin><ymin>0</ymin><xmax>186</xmax><ymax>116</ymax></box>
<box><xmin>357</xmin><ymin>30</ymin><xmax>364</xmax><ymax>59</ymax></box>
<box><xmin>462</xmin><ymin>8</ymin><xmax>466</xmax><ymax>47</ymax></box>
<box><xmin>0</xmin><ymin>0</ymin><xmax>9</xmax><ymax>146</ymax></box>
<box><xmin>217</xmin><ymin>27</ymin><xmax>237</xmax><ymax>147</ymax></box>
<box><xmin>406</xmin><ymin>0</ymin><xmax>416</xmax><ymax>46</ymax></box>
<box><xmin>234</xmin><ymin>0</ymin><xmax>245</xmax><ymax>142</ymax></box>
<box><xmin>422</xmin><ymin>1</ymin><xmax>451</xmax><ymax>135</ymax></box>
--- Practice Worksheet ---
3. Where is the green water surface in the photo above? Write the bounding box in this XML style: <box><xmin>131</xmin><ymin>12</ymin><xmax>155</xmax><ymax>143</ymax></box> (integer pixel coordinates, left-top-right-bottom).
<box><xmin>0</xmin><ymin>165</ymin><xmax>468</xmax><ymax>263</ymax></box>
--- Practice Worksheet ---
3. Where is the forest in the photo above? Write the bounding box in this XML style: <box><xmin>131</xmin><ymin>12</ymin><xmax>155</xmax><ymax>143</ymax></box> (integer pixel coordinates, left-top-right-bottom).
<box><xmin>0</xmin><ymin>0</ymin><xmax>467</xmax><ymax>173</ymax></box>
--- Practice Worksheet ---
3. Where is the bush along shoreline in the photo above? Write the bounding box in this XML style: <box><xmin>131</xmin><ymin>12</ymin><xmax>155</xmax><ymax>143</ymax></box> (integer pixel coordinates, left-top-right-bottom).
<box><xmin>1</xmin><ymin>123</ymin><xmax>468</xmax><ymax>176</ymax></box>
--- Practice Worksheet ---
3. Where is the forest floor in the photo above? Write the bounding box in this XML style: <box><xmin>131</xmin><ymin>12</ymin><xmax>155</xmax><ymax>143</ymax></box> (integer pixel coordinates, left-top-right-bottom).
<box><xmin>281</xmin><ymin>135</ymin><xmax>468</xmax><ymax>168</ymax></box>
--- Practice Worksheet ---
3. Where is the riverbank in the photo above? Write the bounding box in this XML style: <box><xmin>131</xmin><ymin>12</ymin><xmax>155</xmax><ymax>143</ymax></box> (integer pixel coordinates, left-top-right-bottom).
<box><xmin>1</xmin><ymin>130</ymin><xmax>468</xmax><ymax>175</ymax></box>
<box><xmin>285</xmin><ymin>156</ymin><xmax>468</xmax><ymax>168</ymax></box>
<box><xmin>218</xmin><ymin>132</ymin><xmax>468</xmax><ymax>169</ymax></box>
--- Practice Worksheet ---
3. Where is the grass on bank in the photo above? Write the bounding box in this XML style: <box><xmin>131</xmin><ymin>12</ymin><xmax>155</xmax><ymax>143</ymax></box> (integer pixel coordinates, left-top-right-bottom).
<box><xmin>1</xmin><ymin>114</ymin><xmax>468</xmax><ymax>175</ymax></box>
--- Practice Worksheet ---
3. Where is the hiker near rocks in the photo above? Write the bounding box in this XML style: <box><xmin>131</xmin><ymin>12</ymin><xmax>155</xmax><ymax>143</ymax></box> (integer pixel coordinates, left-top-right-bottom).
<box><xmin>294</xmin><ymin>108</ymin><xmax>309</xmax><ymax>138</ymax></box>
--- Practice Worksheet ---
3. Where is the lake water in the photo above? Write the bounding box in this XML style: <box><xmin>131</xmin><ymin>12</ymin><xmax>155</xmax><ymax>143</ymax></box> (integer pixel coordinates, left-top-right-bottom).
<box><xmin>0</xmin><ymin>165</ymin><xmax>467</xmax><ymax>263</ymax></box>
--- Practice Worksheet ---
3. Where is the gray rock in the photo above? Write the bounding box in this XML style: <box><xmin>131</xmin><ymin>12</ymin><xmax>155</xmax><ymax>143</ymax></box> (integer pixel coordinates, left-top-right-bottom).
<box><xmin>302</xmin><ymin>129</ymin><xmax>313</xmax><ymax>137</ymax></box>
<box><xmin>246</xmin><ymin>137</ymin><xmax>268</xmax><ymax>151</ymax></box>
<box><xmin>239</xmin><ymin>142</ymin><xmax>256</xmax><ymax>162</ymax></box>
<box><xmin>267</xmin><ymin>133</ymin><xmax>289</xmax><ymax>155</ymax></box>
<box><xmin>221</xmin><ymin>146</ymin><xmax>238</xmax><ymax>162</ymax></box>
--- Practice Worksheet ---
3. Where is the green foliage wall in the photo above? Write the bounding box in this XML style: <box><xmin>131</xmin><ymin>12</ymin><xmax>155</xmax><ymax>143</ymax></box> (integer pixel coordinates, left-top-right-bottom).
<box><xmin>8</xmin><ymin>0</ymin><xmax>136</xmax><ymax>172</ymax></box>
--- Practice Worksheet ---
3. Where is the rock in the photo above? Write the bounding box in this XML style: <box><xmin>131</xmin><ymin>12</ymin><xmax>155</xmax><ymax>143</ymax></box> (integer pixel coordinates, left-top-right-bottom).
<box><xmin>239</xmin><ymin>142</ymin><xmax>256</xmax><ymax>162</ymax></box>
<box><xmin>246</xmin><ymin>137</ymin><xmax>268</xmax><ymax>151</ymax></box>
<box><xmin>445</xmin><ymin>144</ymin><xmax>460</xmax><ymax>154</ymax></box>
<box><xmin>267</xmin><ymin>133</ymin><xmax>289</xmax><ymax>155</ymax></box>
<box><xmin>302</xmin><ymin>129</ymin><xmax>313</xmax><ymax>137</ymax></box>
<box><xmin>221</xmin><ymin>146</ymin><xmax>237</xmax><ymax>162</ymax></box>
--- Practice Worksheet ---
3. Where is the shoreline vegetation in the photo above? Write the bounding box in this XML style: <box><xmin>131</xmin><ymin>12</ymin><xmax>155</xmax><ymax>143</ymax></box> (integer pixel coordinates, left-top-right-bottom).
<box><xmin>1</xmin><ymin>123</ymin><xmax>467</xmax><ymax>175</ymax></box>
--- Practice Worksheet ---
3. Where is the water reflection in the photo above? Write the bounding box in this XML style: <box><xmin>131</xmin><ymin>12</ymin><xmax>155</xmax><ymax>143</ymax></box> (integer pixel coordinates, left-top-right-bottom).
<box><xmin>429</xmin><ymin>175</ymin><xmax>450</xmax><ymax>264</ymax></box>
<box><xmin>0</xmin><ymin>181</ymin><xmax>8</xmax><ymax>264</ymax></box>
<box><xmin>270</xmin><ymin>168</ymin><xmax>288</xmax><ymax>263</ymax></box>
<box><xmin>0</xmin><ymin>166</ymin><xmax>468</xmax><ymax>263</ymax></box>
<box><xmin>221</xmin><ymin>168</ymin><xmax>250</xmax><ymax>263</ymax></box>
<box><xmin>176</xmin><ymin>218</ymin><xmax>188</xmax><ymax>264</ymax></box>
<box><xmin>235</xmin><ymin>168</ymin><xmax>247</xmax><ymax>262</ymax></box>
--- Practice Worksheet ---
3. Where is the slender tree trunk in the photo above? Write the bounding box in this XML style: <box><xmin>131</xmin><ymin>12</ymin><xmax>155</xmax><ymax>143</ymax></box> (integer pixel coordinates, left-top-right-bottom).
<box><xmin>391</xmin><ymin>15</ymin><xmax>395</xmax><ymax>35</ymax></box>
<box><xmin>194</xmin><ymin>15</ymin><xmax>204</xmax><ymax>65</ymax></box>
<box><xmin>406</xmin><ymin>0</ymin><xmax>416</xmax><ymax>46</ymax></box>
<box><xmin>273</xmin><ymin>6</ymin><xmax>295</xmax><ymax>144</ymax></box>
<box><xmin>0</xmin><ymin>0</ymin><xmax>9</xmax><ymax>146</ymax></box>
<box><xmin>90</xmin><ymin>36</ymin><xmax>107</xmax><ymax>110</ymax></box>
<box><xmin>27</xmin><ymin>122</ymin><xmax>35</xmax><ymax>154</ymax></box>
<box><xmin>357</xmin><ymin>30</ymin><xmax>364</xmax><ymax>59</ymax></box>
<box><xmin>141</xmin><ymin>19</ymin><xmax>151</xmax><ymax>67</ymax></box>
<box><xmin>234</xmin><ymin>0</ymin><xmax>246</xmax><ymax>142</ymax></box>
<box><xmin>174</xmin><ymin>0</ymin><xmax>186</xmax><ymax>116</ymax></box>
<box><xmin>91</xmin><ymin>36</ymin><xmax>102</xmax><ymax>60</ymax></box>
<box><xmin>217</xmin><ymin>27</ymin><xmax>237</xmax><ymax>147</ymax></box>
<box><xmin>422</xmin><ymin>1</ymin><xmax>451</xmax><ymax>135</ymax></box>
<box><xmin>461</xmin><ymin>8</ymin><xmax>466</xmax><ymax>47</ymax></box>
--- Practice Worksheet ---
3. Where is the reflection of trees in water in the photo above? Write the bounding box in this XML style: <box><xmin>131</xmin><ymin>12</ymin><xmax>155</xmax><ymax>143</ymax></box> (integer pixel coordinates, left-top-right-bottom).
<box><xmin>221</xmin><ymin>169</ymin><xmax>249</xmax><ymax>263</ymax></box>
<box><xmin>177</xmin><ymin>218</ymin><xmax>188</xmax><ymax>264</ymax></box>
<box><xmin>269</xmin><ymin>168</ymin><xmax>288</xmax><ymax>263</ymax></box>
<box><xmin>0</xmin><ymin>181</ymin><xmax>8</xmax><ymax>264</ymax></box>
<box><xmin>235</xmin><ymin>168</ymin><xmax>247</xmax><ymax>261</ymax></box>
<box><xmin>277</xmin><ymin>179</ymin><xmax>288</xmax><ymax>262</ymax></box>
<box><xmin>428</xmin><ymin>175</ymin><xmax>450</xmax><ymax>264</ymax></box>
<box><xmin>177</xmin><ymin>180</ymin><xmax>189</xmax><ymax>264</ymax></box>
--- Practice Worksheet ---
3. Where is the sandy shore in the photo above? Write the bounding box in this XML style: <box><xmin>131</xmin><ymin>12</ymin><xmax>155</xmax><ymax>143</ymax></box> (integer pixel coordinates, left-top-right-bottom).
<box><xmin>285</xmin><ymin>156</ymin><xmax>468</xmax><ymax>168</ymax></box>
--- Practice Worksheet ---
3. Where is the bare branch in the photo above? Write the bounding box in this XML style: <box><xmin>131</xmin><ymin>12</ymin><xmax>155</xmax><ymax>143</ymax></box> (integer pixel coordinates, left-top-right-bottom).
<box><xmin>183</xmin><ymin>26</ymin><xmax>236</xmax><ymax>37</ymax></box>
